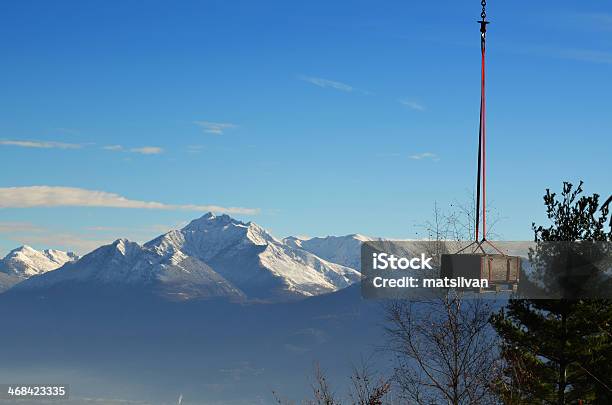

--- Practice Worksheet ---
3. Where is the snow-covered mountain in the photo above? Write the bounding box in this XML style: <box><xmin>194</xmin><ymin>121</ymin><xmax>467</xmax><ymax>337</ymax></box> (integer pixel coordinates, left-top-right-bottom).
<box><xmin>145</xmin><ymin>213</ymin><xmax>360</xmax><ymax>300</ymax></box>
<box><xmin>284</xmin><ymin>234</ymin><xmax>376</xmax><ymax>271</ymax></box>
<box><xmin>1</xmin><ymin>245</ymin><xmax>78</xmax><ymax>277</ymax></box>
<box><xmin>12</xmin><ymin>213</ymin><xmax>361</xmax><ymax>301</ymax></box>
<box><xmin>0</xmin><ymin>246</ymin><xmax>78</xmax><ymax>292</ymax></box>
<box><xmin>15</xmin><ymin>238</ymin><xmax>245</xmax><ymax>301</ymax></box>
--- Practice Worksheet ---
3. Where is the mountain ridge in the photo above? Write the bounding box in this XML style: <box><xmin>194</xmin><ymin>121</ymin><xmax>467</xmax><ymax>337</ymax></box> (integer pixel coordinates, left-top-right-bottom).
<box><xmin>283</xmin><ymin>234</ymin><xmax>378</xmax><ymax>270</ymax></box>
<box><xmin>9</xmin><ymin>213</ymin><xmax>363</xmax><ymax>302</ymax></box>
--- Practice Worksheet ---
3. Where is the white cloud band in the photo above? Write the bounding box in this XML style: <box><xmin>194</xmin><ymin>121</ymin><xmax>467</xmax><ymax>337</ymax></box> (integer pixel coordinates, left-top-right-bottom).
<box><xmin>399</xmin><ymin>99</ymin><xmax>425</xmax><ymax>111</ymax></box>
<box><xmin>409</xmin><ymin>152</ymin><xmax>438</xmax><ymax>160</ymax></box>
<box><xmin>0</xmin><ymin>186</ymin><xmax>258</xmax><ymax>215</ymax></box>
<box><xmin>130</xmin><ymin>146</ymin><xmax>163</xmax><ymax>155</ymax></box>
<box><xmin>298</xmin><ymin>75</ymin><xmax>354</xmax><ymax>92</ymax></box>
<box><xmin>0</xmin><ymin>139</ymin><xmax>82</xmax><ymax>149</ymax></box>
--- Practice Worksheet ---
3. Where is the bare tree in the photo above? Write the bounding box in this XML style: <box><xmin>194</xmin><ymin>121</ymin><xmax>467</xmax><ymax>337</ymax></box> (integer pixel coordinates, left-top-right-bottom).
<box><xmin>421</xmin><ymin>193</ymin><xmax>503</xmax><ymax>243</ymax></box>
<box><xmin>273</xmin><ymin>363</ymin><xmax>337</xmax><ymax>405</ymax></box>
<box><xmin>274</xmin><ymin>362</ymin><xmax>391</xmax><ymax>405</ymax></box>
<box><xmin>349</xmin><ymin>359</ymin><xmax>392</xmax><ymax>405</ymax></box>
<box><xmin>277</xmin><ymin>195</ymin><xmax>504</xmax><ymax>405</ymax></box>
<box><xmin>380</xmin><ymin>196</ymin><xmax>504</xmax><ymax>404</ymax></box>
<box><xmin>384</xmin><ymin>295</ymin><xmax>500</xmax><ymax>405</ymax></box>
<box><xmin>310</xmin><ymin>363</ymin><xmax>339</xmax><ymax>405</ymax></box>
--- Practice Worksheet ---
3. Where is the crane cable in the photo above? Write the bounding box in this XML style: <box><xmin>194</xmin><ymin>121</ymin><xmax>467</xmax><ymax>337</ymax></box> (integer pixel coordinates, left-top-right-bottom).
<box><xmin>475</xmin><ymin>0</ymin><xmax>489</xmax><ymax>242</ymax></box>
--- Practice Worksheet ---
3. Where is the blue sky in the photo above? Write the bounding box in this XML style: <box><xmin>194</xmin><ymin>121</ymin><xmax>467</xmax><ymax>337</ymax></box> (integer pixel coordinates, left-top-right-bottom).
<box><xmin>1</xmin><ymin>0</ymin><xmax>611</xmax><ymax>255</ymax></box>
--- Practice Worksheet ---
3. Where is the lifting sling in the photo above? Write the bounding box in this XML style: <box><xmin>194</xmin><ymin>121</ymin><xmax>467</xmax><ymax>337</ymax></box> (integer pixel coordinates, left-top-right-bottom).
<box><xmin>457</xmin><ymin>0</ymin><xmax>504</xmax><ymax>256</ymax></box>
<box><xmin>476</xmin><ymin>0</ymin><xmax>488</xmax><ymax>243</ymax></box>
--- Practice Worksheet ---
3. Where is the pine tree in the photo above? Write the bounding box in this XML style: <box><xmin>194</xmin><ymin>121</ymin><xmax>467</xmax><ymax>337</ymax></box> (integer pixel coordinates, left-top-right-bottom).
<box><xmin>491</xmin><ymin>181</ymin><xmax>612</xmax><ymax>404</ymax></box>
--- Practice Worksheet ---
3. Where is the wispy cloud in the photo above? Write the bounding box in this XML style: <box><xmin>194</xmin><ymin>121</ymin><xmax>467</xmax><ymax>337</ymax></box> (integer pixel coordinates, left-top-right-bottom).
<box><xmin>409</xmin><ymin>152</ymin><xmax>439</xmax><ymax>161</ymax></box>
<box><xmin>399</xmin><ymin>99</ymin><xmax>426</xmax><ymax>111</ymax></box>
<box><xmin>102</xmin><ymin>145</ymin><xmax>164</xmax><ymax>155</ymax></box>
<box><xmin>298</xmin><ymin>75</ymin><xmax>354</xmax><ymax>92</ymax></box>
<box><xmin>0</xmin><ymin>139</ymin><xmax>163</xmax><ymax>155</ymax></box>
<box><xmin>194</xmin><ymin>120</ymin><xmax>237</xmax><ymax>135</ymax></box>
<box><xmin>0</xmin><ymin>186</ymin><xmax>259</xmax><ymax>215</ymax></box>
<box><xmin>0</xmin><ymin>139</ymin><xmax>82</xmax><ymax>149</ymax></box>
<box><xmin>130</xmin><ymin>146</ymin><xmax>163</xmax><ymax>155</ymax></box>
<box><xmin>103</xmin><ymin>144</ymin><xmax>124</xmax><ymax>151</ymax></box>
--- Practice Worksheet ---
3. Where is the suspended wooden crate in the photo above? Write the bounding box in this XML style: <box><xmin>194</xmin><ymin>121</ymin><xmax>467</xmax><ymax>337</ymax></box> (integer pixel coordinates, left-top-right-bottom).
<box><xmin>440</xmin><ymin>253</ymin><xmax>520</xmax><ymax>293</ymax></box>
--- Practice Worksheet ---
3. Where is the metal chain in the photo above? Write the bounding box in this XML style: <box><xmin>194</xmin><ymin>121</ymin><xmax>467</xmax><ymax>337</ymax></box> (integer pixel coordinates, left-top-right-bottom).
<box><xmin>479</xmin><ymin>0</ymin><xmax>488</xmax><ymax>41</ymax></box>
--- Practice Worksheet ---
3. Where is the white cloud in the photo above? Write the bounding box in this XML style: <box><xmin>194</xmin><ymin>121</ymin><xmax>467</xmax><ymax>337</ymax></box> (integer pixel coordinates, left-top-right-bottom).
<box><xmin>0</xmin><ymin>186</ymin><xmax>259</xmax><ymax>215</ymax></box>
<box><xmin>103</xmin><ymin>145</ymin><xmax>164</xmax><ymax>154</ymax></box>
<box><xmin>299</xmin><ymin>75</ymin><xmax>354</xmax><ymax>92</ymax></box>
<box><xmin>409</xmin><ymin>152</ymin><xmax>439</xmax><ymax>161</ymax></box>
<box><xmin>130</xmin><ymin>146</ymin><xmax>163</xmax><ymax>155</ymax></box>
<box><xmin>194</xmin><ymin>121</ymin><xmax>237</xmax><ymax>135</ymax></box>
<box><xmin>399</xmin><ymin>99</ymin><xmax>425</xmax><ymax>111</ymax></box>
<box><xmin>103</xmin><ymin>144</ymin><xmax>124</xmax><ymax>151</ymax></box>
<box><xmin>0</xmin><ymin>139</ymin><xmax>82</xmax><ymax>149</ymax></box>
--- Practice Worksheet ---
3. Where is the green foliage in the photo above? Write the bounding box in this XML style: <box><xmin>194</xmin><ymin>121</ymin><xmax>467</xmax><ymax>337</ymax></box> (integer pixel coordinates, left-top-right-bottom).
<box><xmin>533</xmin><ymin>181</ymin><xmax>611</xmax><ymax>242</ymax></box>
<box><xmin>491</xmin><ymin>181</ymin><xmax>612</xmax><ymax>404</ymax></box>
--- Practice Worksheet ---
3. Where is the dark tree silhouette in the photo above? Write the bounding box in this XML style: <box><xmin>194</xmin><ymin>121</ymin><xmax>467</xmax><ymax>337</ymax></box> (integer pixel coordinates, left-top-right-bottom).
<box><xmin>491</xmin><ymin>181</ymin><xmax>612</xmax><ymax>405</ymax></box>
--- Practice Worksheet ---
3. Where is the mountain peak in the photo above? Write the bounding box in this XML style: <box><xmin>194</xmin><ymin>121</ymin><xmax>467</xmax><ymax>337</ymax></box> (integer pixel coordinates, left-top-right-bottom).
<box><xmin>185</xmin><ymin>212</ymin><xmax>241</xmax><ymax>230</ymax></box>
<box><xmin>1</xmin><ymin>244</ymin><xmax>79</xmax><ymax>279</ymax></box>
<box><xmin>5</xmin><ymin>245</ymin><xmax>78</xmax><ymax>261</ymax></box>
<box><xmin>8</xmin><ymin>245</ymin><xmax>36</xmax><ymax>255</ymax></box>
<box><xmin>348</xmin><ymin>233</ymin><xmax>371</xmax><ymax>241</ymax></box>
<box><xmin>110</xmin><ymin>238</ymin><xmax>140</xmax><ymax>256</ymax></box>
